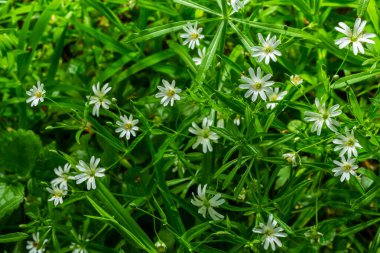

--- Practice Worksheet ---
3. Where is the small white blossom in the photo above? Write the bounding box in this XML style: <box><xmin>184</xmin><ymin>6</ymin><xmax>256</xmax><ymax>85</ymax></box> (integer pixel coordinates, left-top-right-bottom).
<box><xmin>70</xmin><ymin>244</ymin><xmax>88</xmax><ymax>253</ymax></box>
<box><xmin>266</xmin><ymin>88</ymin><xmax>287</xmax><ymax>110</ymax></box>
<box><xmin>333</xmin><ymin>127</ymin><xmax>362</xmax><ymax>158</ymax></box>
<box><xmin>51</xmin><ymin>163</ymin><xmax>74</xmax><ymax>188</ymax></box>
<box><xmin>332</xmin><ymin>156</ymin><xmax>358</xmax><ymax>182</ymax></box>
<box><xmin>191</xmin><ymin>184</ymin><xmax>225</xmax><ymax>220</ymax></box>
<box><xmin>290</xmin><ymin>75</ymin><xmax>303</xmax><ymax>86</ymax></box>
<box><xmin>75</xmin><ymin>156</ymin><xmax>106</xmax><ymax>190</ymax></box>
<box><xmin>154</xmin><ymin>240</ymin><xmax>167</xmax><ymax>253</ymax></box>
<box><xmin>115</xmin><ymin>114</ymin><xmax>139</xmax><ymax>140</ymax></box>
<box><xmin>26</xmin><ymin>232</ymin><xmax>48</xmax><ymax>253</ymax></box>
<box><xmin>335</xmin><ymin>18</ymin><xmax>376</xmax><ymax>55</ymax></box>
<box><xmin>180</xmin><ymin>22</ymin><xmax>205</xmax><ymax>50</ymax></box>
<box><xmin>239</xmin><ymin>67</ymin><xmax>274</xmax><ymax>102</ymax></box>
<box><xmin>233</xmin><ymin>114</ymin><xmax>241</xmax><ymax>126</ymax></box>
<box><xmin>188</xmin><ymin>117</ymin><xmax>219</xmax><ymax>153</ymax></box>
<box><xmin>88</xmin><ymin>82</ymin><xmax>112</xmax><ymax>117</ymax></box>
<box><xmin>228</xmin><ymin>0</ymin><xmax>250</xmax><ymax>13</ymax></box>
<box><xmin>46</xmin><ymin>184</ymin><xmax>68</xmax><ymax>206</ymax></box>
<box><xmin>283</xmin><ymin>152</ymin><xmax>298</xmax><ymax>167</ymax></box>
<box><xmin>192</xmin><ymin>47</ymin><xmax>206</xmax><ymax>65</ymax></box>
<box><xmin>26</xmin><ymin>81</ymin><xmax>46</xmax><ymax>107</ymax></box>
<box><xmin>252</xmin><ymin>214</ymin><xmax>287</xmax><ymax>251</ymax></box>
<box><xmin>155</xmin><ymin>79</ymin><xmax>182</xmax><ymax>107</ymax></box>
<box><xmin>304</xmin><ymin>98</ymin><xmax>342</xmax><ymax>136</ymax></box>
<box><xmin>252</xmin><ymin>33</ymin><xmax>282</xmax><ymax>64</ymax></box>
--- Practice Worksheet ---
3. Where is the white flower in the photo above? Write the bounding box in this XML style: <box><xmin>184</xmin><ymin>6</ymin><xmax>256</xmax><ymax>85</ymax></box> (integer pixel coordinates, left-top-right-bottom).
<box><xmin>335</xmin><ymin>18</ymin><xmax>376</xmax><ymax>55</ymax></box>
<box><xmin>283</xmin><ymin>152</ymin><xmax>298</xmax><ymax>167</ymax></box>
<box><xmin>191</xmin><ymin>184</ymin><xmax>225</xmax><ymax>220</ymax></box>
<box><xmin>155</xmin><ymin>240</ymin><xmax>167</xmax><ymax>253</ymax></box>
<box><xmin>228</xmin><ymin>0</ymin><xmax>250</xmax><ymax>13</ymax></box>
<box><xmin>252</xmin><ymin>33</ymin><xmax>282</xmax><ymax>64</ymax></box>
<box><xmin>233</xmin><ymin>114</ymin><xmax>241</xmax><ymax>126</ymax></box>
<box><xmin>155</xmin><ymin>79</ymin><xmax>182</xmax><ymax>107</ymax></box>
<box><xmin>252</xmin><ymin>214</ymin><xmax>287</xmax><ymax>251</ymax></box>
<box><xmin>332</xmin><ymin>156</ymin><xmax>359</xmax><ymax>182</ymax></box>
<box><xmin>266</xmin><ymin>88</ymin><xmax>287</xmax><ymax>110</ymax></box>
<box><xmin>51</xmin><ymin>163</ymin><xmax>74</xmax><ymax>188</ymax></box>
<box><xmin>304</xmin><ymin>98</ymin><xmax>342</xmax><ymax>136</ymax></box>
<box><xmin>115</xmin><ymin>114</ymin><xmax>139</xmax><ymax>140</ymax></box>
<box><xmin>46</xmin><ymin>184</ymin><xmax>68</xmax><ymax>206</ymax></box>
<box><xmin>75</xmin><ymin>156</ymin><xmax>106</xmax><ymax>190</ymax></box>
<box><xmin>333</xmin><ymin>127</ymin><xmax>362</xmax><ymax>158</ymax></box>
<box><xmin>70</xmin><ymin>244</ymin><xmax>88</xmax><ymax>253</ymax></box>
<box><xmin>26</xmin><ymin>81</ymin><xmax>46</xmax><ymax>107</ymax></box>
<box><xmin>188</xmin><ymin>117</ymin><xmax>219</xmax><ymax>153</ymax></box>
<box><xmin>180</xmin><ymin>22</ymin><xmax>205</xmax><ymax>50</ymax></box>
<box><xmin>88</xmin><ymin>82</ymin><xmax>112</xmax><ymax>117</ymax></box>
<box><xmin>192</xmin><ymin>47</ymin><xmax>206</xmax><ymax>65</ymax></box>
<box><xmin>290</xmin><ymin>75</ymin><xmax>303</xmax><ymax>86</ymax></box>
<box><xmin>239</xmin><ymin>67</ymin><xmax>274</xmax><ymax>102</ymax></box>
<box><xmin>26</xmin><ymin>232</ymin><xmax>48</xmax><ymax>253</ymax></box>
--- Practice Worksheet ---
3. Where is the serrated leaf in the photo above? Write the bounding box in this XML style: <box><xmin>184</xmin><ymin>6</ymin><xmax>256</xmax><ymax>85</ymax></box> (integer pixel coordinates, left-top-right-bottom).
<box><xmin>0</xmin><ymin>183</ymin><xmax>24</xmax><ymax>220</ymax></box>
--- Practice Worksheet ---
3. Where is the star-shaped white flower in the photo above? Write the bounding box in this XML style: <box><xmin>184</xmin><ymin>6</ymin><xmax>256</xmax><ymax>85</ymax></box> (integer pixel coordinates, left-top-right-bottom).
<box><xmin>115</xmin><ymin>114</ymin><xmax>139</xmax><ymax>140</ymax></box>
<box><xmin>335</xmin><ymin>18</ymin><xmax>376</xmax><ymax>55</ymax></box>
<box><xmin>188</xmin><ymin>117</ymin><xmax>219</xmax><ymax>153</ymax></box>
<box><xmin>46</xmin><ymin>184</ymin><xmax>68</xmax><ymax>206</ymax></box>
<box><xmin>88</xmin><ymin>82</ymin><xmax>112</xmax><ymax>117</ymax></box>
<box><xmin>192</xmin><ymin>47</ymin><xmax>206</xmax><ymax>66</ymax></box>
<box><xmin>290</xmin><ymin>74</ymin><xmax>303</xmax><ymax>86</ymax></box>
<box><xmin>304</xmin><ymin>98</ymin><xmax>342</xmax><ymax>136</ymax></box>
<box><xmin>283</xmin><ymin>152</ymin><xmax>298</xmax><ymax>167</ymax></box>
<box><xmin>252</xmin><ymin>213</ymin><xmax>287</xmax><ymax>251</ymax></box>
<box><xmin>75</xmin><ymin>156</ymin><xmax>106</xmax><ymax>190</ymax></box>
<box><xmin>26</xmin><ymin>232</ymin><xmax>48</xmax><ymax>253</ymax></box>
<box><xmin>155</xmin><ymin>79</ymin><xmax>182</xmax><ymax>107</ymax></box>
<box><xmin>239</xmin><ymin>67</ymin><xmax>274</xmax><ymax>102</ymax></box>
<box><xmin>180</xmin><ymin>22</ymin><xmax>205</xmax><ymax>50</ymax></box>
<box><xmin>252</xmin><ymin>33</ymin><xmax>282</xmax><ymax>64</ymax></box>
<box><xmin>51</xmin><ymin>163</ymin><xmax>74</xmax><ymax>189</ymax></box>
<box><xmin>332</xmin><ymin>127</ymin><xmax>362</xmax><ymax>158</ymax></box>
<box><xmin>332</xmin><ymin>156</ymin><xmax>358</xmax><ymax>182</ymax></box>
<box><xmin>266</xmin><ymin>87</ymin><xmax>287</xmax><ymax>109</ymax></box>
<box><xmin>228</xmin><ymin>0</ymin><xmax>250</xmax><ymax>13</ymax></box>
<box><xmin>191</xmin><ymin>184</ymin><xmax>225</xmax><ymax>220</ymax></box>
<box><xmin>26</xmin><ymin>81</ymin><xmax>46</xmax><ymax>107</ymax></box>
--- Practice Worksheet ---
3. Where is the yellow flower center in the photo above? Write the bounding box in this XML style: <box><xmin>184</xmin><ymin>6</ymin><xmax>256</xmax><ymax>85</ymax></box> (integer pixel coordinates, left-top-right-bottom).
<box><xmin>342</xmin><ymin>163</ymin><xmax>352</xmax><ymax>172</ymax></box>
<box><xmin>253</xmin><ymin>82</ymin><xmax>262</xmax><ymax>89</ymax></box>
<box><xmin>35</xmin><ymin>91</ymin><xmax>42</xmax><ymax>98</ymax></box>
<box><xmin>125</xmin><ymin>123</ymin><xmax>133</xmax><ymax>130</ymax></box>
<box><xmin>264</xmin><ymin>46</ymin><xmax>272</xmax><ymax>53</ymax></box>
<box><xmin>291</xmin><ymin>76</ymin><xmax>301</xmax><ymax>84</ymax></box>
<box><xmin>191</xmin><ymin>33</ymin><xmax>199</xmax><ymax>39</ymax></box>
<box><xmin>54</xmin><ymin>190</ymin><xmax>62</xmax><ymax>198</ymax></box>
<box><xmin>269</xmin><ymin>94</ymin><xmax>278</xmax><ymax>101</ymax></box>
<box><xmin>167</xmin><ymin>89</ymin><xmax>175</xmax><ymax>97</ymax></box>
<box><xmin>345</xmin><ymin>138</ymin><xmax>355</xmax><ymax>147</ymax></box>
<box><xmin>264</xmin><ymin>227</ymin><xmax>274</xmax><ymax>236</ymax></box>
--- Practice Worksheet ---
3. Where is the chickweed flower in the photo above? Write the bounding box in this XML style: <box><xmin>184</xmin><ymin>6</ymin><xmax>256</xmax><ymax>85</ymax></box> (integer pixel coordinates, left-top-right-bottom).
<box><xmin>155</xmin><ymin>79</ymin><xmax>182</xmax><ymax>107</ymax></box>
<box><xmin>188</xmin><ymin>117</ymin><xmax>219</xmax><ymax>153</ymax></box>
<box><xmin>239</xmin><ymin>67</ymin><xmax>274</xmax><ymax>102</ymax></box>
<box><xmin>290</xmin><ymin>75</ymin><xmax>303</xmax><ymax>86</ymax></box>
<box><xmin>252</xmin><ymin>33</ymin><xmax>281</xmax><ymax>64</ymax></box>
<box><xmin>333</xmin><ymin>127</ymin><xmax>362</xmax><ymax>158</ymax></box>
<box><xmin>335</xmin><ymin>18</ymin><xmax>376</xmax><ymax>55</ymax></box>
<box><xmin>283</xmin><ymin>152</ymin><xmax>298</xmax><ymax>167</ymax></box>
<box><xmin>88</xmin><ymin>82</ymin><xmax>112</xmax><ymax>117</ymax></box>
<box><xmin>228</xmin><ymin>0</ymin><xmax>249</xmax><ymax>13</ymax></box>
<box><xmin>26</xmin><ymin>232</ymin><xmax>48</xmax><ymax>253</ymax></box>
<box><xmin>233</xmin><ymin>114</ymin><xmax>241</xmax><ymax>126</ymax></box>
<box><xmin>192</xmin><ymin>47</ymin><xmax>206</xmax><ymax>66</ymax></box>
<box><xmin>332</xmin><ymin>156</ymin><xmax>358</xmax><ymax>182</ymax></box>
<box><xmin>46</xmin><ymin>184</ymin><xmax>68</xmax><ymax>206</ymax></box>
<box><xmin>75</xmin><ymin>156</ymin><xmax>106</xmax><ymax>190</ymax></box>
<box><xmin>26</xmin><ymin>81</ymin><xmax>46</xmax><ymax>107</ymax></box>
<box><xmin>51</xmin><ymin>163</ymin><xmax>74</xmax><ymax>189</ymax></box>
<box><xmin>115</xmin><ymin>114</ymin><xmax>139</xmax><ymax>140</ymax></box>
<box><xmin>180</xmin><ymin>22</ymin><xmax>204</xmax><ymax>50</ymax></box>
<box><xmin>191</xmin><ymin>184</ymin><xmax>225</xmax><ymax>220</ymax></box>
<box><xmin>252</xmin><ymin>214</ymin><xmax>287</xmax><ymax>251</ymax></box>
<box><xmin>304</xmin><ymin>98</ymin><xmax>342</xmax><ymax>136</ymax></box>
<box><xmin>266</xmin><ymin>88</ymin><xmax>287</xmax><ymax>110</ymax></box>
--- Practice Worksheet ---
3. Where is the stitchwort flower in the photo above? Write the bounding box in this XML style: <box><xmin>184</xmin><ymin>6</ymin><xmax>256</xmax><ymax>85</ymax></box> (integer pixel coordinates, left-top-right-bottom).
<box><xmin>75</xmin><ymin>156</ymin><xmax>106</xmax><ymax>190</ymax></box>
<box><xmin>252</xmin><ymin>213</ymin><xmax>287</xmax><ymax>251</ymax></box>
<box><xmin>26</xmin><ymin>232</ymin><xmax>48</xmax><ymax>253</ymax></box>
<box><xmin>155</xmin><ymin>79</ymin><xmax>182</xmax><ymax>107</ymax></box>
<box><xmin>26</xmin><ymin>81</ymin><xmax>46</xmax><ymax>107</ymax></box>
<box><xmin>252</xmin><ymin>33</ymin><xmax>281</xmax><ymax>64</ymax></box>
<box><xmin>228</xmin><ymin>0</ymin><xmax>250</xmax><ymax>13</ymax></box>
<box><xmin>192</xmin><ymin>47</ymin><xmax>206</xmax><ymax>65</ymax></box>
<box><xmin>239</xmin><ymin>67</ymin><xmax>274</xmax><ymax>102</ymax></box>
<box><xmin>88</xmin><ymin>82</ymin><xmax>112</xmax><ymax>117</ymax></box>
<box><xmin>51</xmin><ymin>163</ymin><xmax>74</xmax><ymax>189</ymax></box>
<box><xmin>333</xmin><ymin>127</ymin><xmax>362</xmax><ymax>158</ymax></box>
<box><xmin>188</xmin><ymin>117</ymin><xmax>219</xmax><ymax>153</ymax></box>
<box><xmin>266</xmin><ymin>87</ymin><xmax>287</xmax><ymax>110</ymax></box>
<box><xmin>304</xmin><ymin>98</ymin><xmax>342</xmax><ymax>136</ymax></box>
<box><xmin>191</xmin><ymin>184</ymin><xmax>225</xmax><ymax>220</ymax></box>
<box><xmin>46</xmin><ymin>184</ymin><xmax>68</xmax><ymax>206</ymax></box>
<box><xmin>180</xmin><ymin>22</ymin><xmax>204</xmax><ymax>50</ymax></box>
<box><xmin>290</xmin><ymin>74</ymin><xmax>303</xmax><ymax>86</ymax></box>
<box><xmin>335</xmin><ymin>18</ymin><xmax>376</xmax><ymax>55</ymax></box>
<box><xmin>115</xmin><ymin>114</ymin><xmax>139</xmax><ymax>140</ymax></box>
<box><xmin>332</xmin><ymin>156</ymin><xmax>358</xmax><ymax>182</ymax></box>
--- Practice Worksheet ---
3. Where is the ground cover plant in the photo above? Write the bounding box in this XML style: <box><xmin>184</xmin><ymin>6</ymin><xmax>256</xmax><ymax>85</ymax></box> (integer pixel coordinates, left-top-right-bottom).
<box><xmin>0</xmin><ymin>0</ymin><xmax>380</xmax><ymax>252</ymax></box>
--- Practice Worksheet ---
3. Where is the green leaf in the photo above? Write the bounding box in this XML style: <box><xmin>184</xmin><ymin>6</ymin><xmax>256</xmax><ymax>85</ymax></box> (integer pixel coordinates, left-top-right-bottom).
<box><xmin>347</xmin><ymin>88</ymin><xmax>364</xmax><ymax>124</ymax></box>
<box><xmin>331</xmin><ymin>70</ymin><xmax>380</xmax><ymax>89</ymax></box>
<box><xmin>138</xmin><ymin>0</ymin><xmax>178</xmax><ymax>16</ymax></box>
<box><xmin>351</xmin><ymin>186</ymin><xmax>380</xmax><ymax>209</ymax></box>
<box><xmin>368</xmin><ymin>0</ymin><xmax>379</xmax><ymax>33</ymax></box>
<box><xmin>0</xmin><ymin>129</ymin><xmax>42</xmax><ymax>175</ymax></box>
<box><xmin>46</xmin><ymin>26</ymin><xmax>67</xmax><ymax>86</ymax></box>
<box><xmin>0</xmin><ymin>232</ymin><xmax>28</xmax><ymax>243</ymax></box>
<box><xmin>0</xmin><ymin>183</ymin><xmax>24</xmax><ymax>220</ymax></box>
<box><xmin>173</xmin><ymin>0</ymin><xmax>222</xmax><ymax>16</ymax></box>
<box><xmin>339</xmin><ymin>217</ymin><xmax>380</xmax><ymax>237</ymax></box>
<box><xmin>357</xmin><ymin>0</ymin><xmax>370</xmax><ymax>17</ymax></box>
